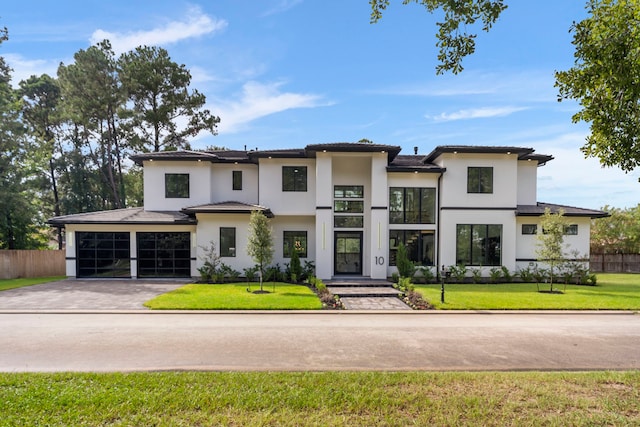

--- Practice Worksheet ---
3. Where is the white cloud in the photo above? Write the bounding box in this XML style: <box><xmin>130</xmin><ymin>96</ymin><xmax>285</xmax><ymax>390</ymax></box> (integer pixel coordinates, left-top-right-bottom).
<box><xmin>427</xmin><ymin>106</ymin><xmax>527</xmax><ymax>122</ymax></box>
<box><xmin>262</xmin><ymin>0</ymin><xmax>304</xmax><ymax>17</ymax></box>
<box><xmin>4</xmin><ymin>54</ymin><xmax>60</xmax><ymax>86</ymax></box>
<box><xmin>212</xmin><ymin>81</ymin><xmax>329</xmax><ymax>133</ymax></box>
<box><xmin>90</xmin><ymin>6</ymin><xmax>227</xmax><ymax>54</ymax></box>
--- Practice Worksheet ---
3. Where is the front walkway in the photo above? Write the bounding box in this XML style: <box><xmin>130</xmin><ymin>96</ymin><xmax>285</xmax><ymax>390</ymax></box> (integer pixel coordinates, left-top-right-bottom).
<box><xmin>326</xmin><ymin>279</ymin><xmax>411</xmax><ymax>310</ymax></box>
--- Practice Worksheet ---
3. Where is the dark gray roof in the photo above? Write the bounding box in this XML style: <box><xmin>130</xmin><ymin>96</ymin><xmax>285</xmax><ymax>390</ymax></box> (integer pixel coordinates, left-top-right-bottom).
<box><xmin>423</xmin><ymin>145</ymin><xmax>541</xmax><ymax>163</ymax></box>
<box><xmin>516</xmin><ymin>203</ymin><xmax>608</xmax><ymax>218</ymax></box>
<box><xmin>130</xmin><ymin>150</ymin><xmax>256</xmax><ymax>165</ymax></box>
<box><xmin>48</xmin><ymin>208</ymin><xmax>196</xmax><ymax>225</ymax></box>
<box><xmin>248</xmin><ymin>148</ymin><xmax>307</xmax><ymax>159</ymax></box>
<box><xmin>182</xmin><ymin>201</ymin><xmax>274</xmax><ymax>218</ymax></box>
<box><xmin>305</xmin><ymin>142</ymin><xmax>402</xmax><ymax>161</ymax></box>
<box><xmin>387</xmin><ymin>155</ymin><xmax>446</xmax><ymax>173</ymax></box>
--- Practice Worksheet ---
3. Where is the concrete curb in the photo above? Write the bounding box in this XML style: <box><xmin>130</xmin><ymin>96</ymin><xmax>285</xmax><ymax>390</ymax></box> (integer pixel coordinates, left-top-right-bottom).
<box><xmin>0</xmin><ymin>309</ymin><xmax>637</xmax><ymax>315</ymax></box>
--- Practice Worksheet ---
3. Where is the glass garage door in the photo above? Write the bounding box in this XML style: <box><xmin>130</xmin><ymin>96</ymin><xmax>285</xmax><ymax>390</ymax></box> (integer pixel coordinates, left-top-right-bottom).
<box><xmin>136</xmin><ymin>232</ymin><xmax>191</xmax><ymax>278</ymax></box>
<box><xmin>76</xmin><ymin>232</ymin><xmax>131</xmax><ymax>278</ymax></box>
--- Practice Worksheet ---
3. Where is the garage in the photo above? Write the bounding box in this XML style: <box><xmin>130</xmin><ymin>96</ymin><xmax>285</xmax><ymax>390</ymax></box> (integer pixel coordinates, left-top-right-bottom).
<box><xmin>136</xmin><ymin>232</ymin><xmax>191</xmax><ymax>278</ymax></box>
<box><xmin>76</xmin><ymin>232</ymin><xmax>131</xmax><ymax>278</ymax></box>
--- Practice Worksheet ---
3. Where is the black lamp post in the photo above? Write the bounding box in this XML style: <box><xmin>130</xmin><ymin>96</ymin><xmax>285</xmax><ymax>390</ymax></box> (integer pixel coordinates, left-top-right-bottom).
<box><xmin>440</xmin><ymin>264</ymin><xmax>447</xmax><ymax>303</ymax></box>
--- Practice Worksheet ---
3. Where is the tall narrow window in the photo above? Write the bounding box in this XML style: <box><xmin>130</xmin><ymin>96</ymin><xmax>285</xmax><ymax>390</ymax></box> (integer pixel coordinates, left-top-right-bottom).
<box><xmin>467</xmin><ymin>167</ymin><xmax>493</xmax><ymax>193</ymax></box>
<box><xmin>232</xmin><ymin>170</ymin><xmax>242</xmax><ymax>190</ymax></box>
<box><xmin>282</xmin><ymin>166</ymin><xmax>307</xmax><ymax>191</ymax></box>
<box><xmin>165</xmin><ymin>173</ymin><xmax>189</xmax><ymax>198</ymax></box>
<box><xmin>220</xmin><ymin>227</ymin><xmax>236</xmax><ymax>257</ymax></box>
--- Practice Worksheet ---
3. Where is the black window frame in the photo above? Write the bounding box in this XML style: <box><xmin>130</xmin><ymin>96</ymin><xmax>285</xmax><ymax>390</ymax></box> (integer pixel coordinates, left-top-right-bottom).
<box><xmin>282</xmin><ymin>166</ymin><xmax>307</xmax><ymax>192</ymax></box>
<box><xmin>389</xmin><ymin>187</ymin><xmax>436</xmax><ymax>224</ymax></box>
<box><xmin>456</xmin><ymin>224</ymin><xmax>502</xmax><ymax>266</ymax></box>
<box><xmin>334</xmin><ymin>216</ymin><xmax>364</xmax><ymax>228</ymax></box>
<box><xmin>564</xmin><ymin>224</ymin><xmax>578</xmax><ymax>235</ymax></box>
<box><xmin>467</xmin><ymin>167</ymin><xmax>493</xmax><ymax>194</ymax></box>
<box><xmin>165</xmin><ymin>173</ymin><xmax>190</xmax><ymax>198</ymax></box>
<box><xmin>232</xmin><ymin>170</ymin><xmax>242</xmax><ymax>191</ymax></box>
<box><xmin>334</xmin><ymin>185</ymin><xmax>363</xmax><ymax>198</ymax></box>
<box><xmin>283</xmin><ymin>231</ymin><xmax>307</xmax><ymax>258</ymax></box>
<box><xmin>220</xmin><ymin>227</ymin><xmax>236</xmax><ymax>257</ymax></box>
<box><xmin>389</xmin><ymin>230</ymin><xmax>435</xmax><ymax>267</ymax></box>
<box><xmin>522</xmin><ymin>224</ymin><xmax>537</xmax><ymax>235</ymax></box>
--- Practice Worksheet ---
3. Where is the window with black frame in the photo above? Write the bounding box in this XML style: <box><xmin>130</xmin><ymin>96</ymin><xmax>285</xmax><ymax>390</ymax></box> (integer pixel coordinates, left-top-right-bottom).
<box><xmin>456</xmin><ymin>224</ymin><xmax>502</xmax><ymax>266</ymax></box>
<box><xmin>389</xmin><ymin>187</ymin><xmax>435</xmax><ymax>224</ymax></box>
<box><xmin>282</xmin><ymin>166</ymin><xmax>307</xmax><ymax>191</ymax></box>
<box><xmin>165</xmin><ymin>173</ymin><xmax>190</xmax><ymax>198</ymax></box>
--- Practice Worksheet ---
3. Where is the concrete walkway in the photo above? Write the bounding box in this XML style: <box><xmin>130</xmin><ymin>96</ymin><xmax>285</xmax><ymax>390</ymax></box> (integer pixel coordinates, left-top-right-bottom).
<box><xmin>0</xmin><ymin>279</ymin><xmax>185</xmax><ymax>310</ymax></box>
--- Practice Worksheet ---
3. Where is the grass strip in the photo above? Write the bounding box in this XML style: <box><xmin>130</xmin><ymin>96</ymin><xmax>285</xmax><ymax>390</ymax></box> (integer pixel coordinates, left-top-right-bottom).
<box><xmin>1</xmin><ymin>371</ymin><xmax>638</xmax><ymax>426</ymax></box>
<box><xmin>144</xmin><ymin>282</ymin><xmax>323</xmax><ymax>310</ymax></box>
<box><xmin>0</xmin><ymin>276</ymin><xmax>65</xmax><ymax>292</ymax></box>
<box><xmin>416</xmin><ymin>273</ymin><xmax>640</xmax><ymax>310</ymax></box>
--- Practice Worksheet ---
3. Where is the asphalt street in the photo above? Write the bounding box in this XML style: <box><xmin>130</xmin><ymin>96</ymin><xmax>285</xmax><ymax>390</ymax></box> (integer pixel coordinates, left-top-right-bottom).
<box><xmin>1</xmin><ymin>312</ymin><xmax>638</xmax><ymax>372</ymax></box>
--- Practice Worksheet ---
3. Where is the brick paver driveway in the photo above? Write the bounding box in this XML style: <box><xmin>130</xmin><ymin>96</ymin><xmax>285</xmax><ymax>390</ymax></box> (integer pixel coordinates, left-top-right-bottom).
<box><xmin>0</xmin><ymin>279</ymin><xmax>186</xmax><ymax>310</ymax></box>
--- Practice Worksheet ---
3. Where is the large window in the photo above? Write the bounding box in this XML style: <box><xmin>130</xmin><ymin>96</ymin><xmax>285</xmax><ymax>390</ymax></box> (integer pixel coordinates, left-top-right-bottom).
<box><xmin>220</xmin><ymin>227</ymin><xmax>236</xmax><ymax>257</ymax></box>
<box><xmin>232</xmin><ymin>170</ymin><xmax>242</xmax><ymax>190</ymax></box>
<box><xmin>456</xmin><ymin>224</ymin><xmax>502</xmax><ymax>266</ymax></box>
<box><xmin>283</xmin><ymin>231</ymin><xmax>307</xmax><ymax>258</ymax></box>
<box><xmin>165</xmin><ymin>173</ymin><xmax>190</xmax><ymax>198</ymax></box>
<box><xmin>467</xmin><ymin>167</ymin><xmax>493</xmax><ymax>193</ymax></box>
<box><xmin>389</xmin><ymin>230</ymin><xmax>434</xmax><ymax>267</ymax></box>
<box><xmin>282</xmin><ymin>166</ymin><xmax>307</xmax><ymax>192</ymax></box>
<box><xmin>389</xmin><ymin>188</ymin><xmax>435</xmax><ymax>224</ymax></box>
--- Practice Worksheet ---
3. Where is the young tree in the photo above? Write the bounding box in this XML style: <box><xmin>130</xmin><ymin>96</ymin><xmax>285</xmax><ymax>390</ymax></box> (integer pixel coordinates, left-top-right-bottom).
<box><xmin>370</xmin><ymin>0</ymin><xmax>507</xmax><ymax>74</ymax></box>
<box><xmin>536</xmin><ymin>208</ymin><xmax>569</xmax><ymax>292</ymax></box>
<box><xmin>118</xmin><ymin>45</ymin><xmax>220</xmax><ymax>153</ymax></box>
<box><xmin>556</xmin><ymin>0</ymin><xmax>640</xmax><ymax>172</ymax></box>
<box><xmin>247</xmin><ymin>211</ymin><xmax>274</xmax><ymax>292</ymax></box>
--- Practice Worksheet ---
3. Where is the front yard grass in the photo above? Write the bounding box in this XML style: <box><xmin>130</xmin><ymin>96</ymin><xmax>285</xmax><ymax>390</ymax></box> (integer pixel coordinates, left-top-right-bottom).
<box><xmin>416</xmin><ymin>273</ymin><xmax>640</xmax><ymax>310</ymax></box>
<box><xmin>144</xmin><ymin>282</ymin><xmax>323</xmax><ymax>310</ymax></box>
<box><xmin>0</xmin><ymin>276</ymin><xmax>65</xmax><ymax>292</ymax></box>
<box><xmin>1</xmin><ymin>371</ymin><xmax>638</xmax><ymax>426</ymax></box>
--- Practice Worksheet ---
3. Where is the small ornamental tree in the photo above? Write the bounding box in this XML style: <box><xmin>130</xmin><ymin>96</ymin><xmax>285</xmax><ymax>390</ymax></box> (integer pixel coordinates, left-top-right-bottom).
<box><xmin>395</xmin><ymin>243</ymin><xmax>415</xmax><ymax>279</ymax></box>
<box><xmin>288</xmin><ymin>244</ymin><xmax>302</xmax><ymax>282</ymax></box>
<box><xmin>247</xmin><ymin>210</ymin><xmax>274</xmax><ymax>292</ymax></box>
<box><xmin>536</xmin><ymin>208</ymin><xmax>568</xmax><ymax>292</ymax></box>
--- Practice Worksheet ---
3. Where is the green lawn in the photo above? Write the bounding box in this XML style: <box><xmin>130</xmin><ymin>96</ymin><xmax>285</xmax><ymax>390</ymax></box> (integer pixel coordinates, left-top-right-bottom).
<box><xmin>1</xmin><ymin>371</ymin><xmax>638</xmax><ymax>426</ymax></box>
<box><xmin>416</xmin><ymin>273</ymin><xmax>640</xmax><ymax>310</ymax></box>
<box><xmin>0</xmin><ymin>276</ymin><xmax>65</xmax><ymax>292</ymax></box>
<box><xmin>144</xmin><ymin>282</ymin><xmax>323</xmax><ymax>310</ymax></box>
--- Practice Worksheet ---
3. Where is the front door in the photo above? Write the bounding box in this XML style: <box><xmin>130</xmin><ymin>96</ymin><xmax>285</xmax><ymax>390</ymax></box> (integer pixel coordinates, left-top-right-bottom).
<box><xmin>334</xmin><ymin>232</ymin><xmax>362</xmax><ymax>275</ymax></box>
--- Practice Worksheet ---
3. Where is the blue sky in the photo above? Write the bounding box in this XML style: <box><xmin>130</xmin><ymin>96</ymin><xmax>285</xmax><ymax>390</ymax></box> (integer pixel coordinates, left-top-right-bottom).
<box><xmin>2</xmin><ymin>1</ymin><xmax>639</xmax><ymax>209</ymax></box>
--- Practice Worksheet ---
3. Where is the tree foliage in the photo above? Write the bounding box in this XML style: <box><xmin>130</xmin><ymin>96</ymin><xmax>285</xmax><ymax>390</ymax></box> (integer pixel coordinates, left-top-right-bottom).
<box><xmin>118</xmin><ymin>45</ymin><xmax>220</xmax><ymax>153</ymax></box>
<box><xmin>247</xmin><ymin>211</ymin><xmax>274</xmax><ymax>291</ymax></box>
<box><xmin>591</xmin><ymin>205</ymin><xmax>640</xmax><ymax>254</ymax></box>
<box><xmin>556</xmin><ymin>0</ymin><xmax>640</xmax><ymax>172</ymax></box>
<box><xmin>370</xmin><ymin>0</ymin><xmax>507</xmax><ymax>74</ymax></box>
<box><xmin>536</xmin><ymin>208</ymin><xmax>568</xmax><ymax>291</ymax></box>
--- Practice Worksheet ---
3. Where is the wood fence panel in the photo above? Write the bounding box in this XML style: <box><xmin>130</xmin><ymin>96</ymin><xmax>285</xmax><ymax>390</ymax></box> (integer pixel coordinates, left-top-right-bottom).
<box><xmin>590</xmin><ymin>253</ymin><xmax>640</xmax><ymax>273</ymax></box>
<box><xmin>0</xmin><ymin>250</ymin><xmax>66</xmax><ymax>279</ymax></box>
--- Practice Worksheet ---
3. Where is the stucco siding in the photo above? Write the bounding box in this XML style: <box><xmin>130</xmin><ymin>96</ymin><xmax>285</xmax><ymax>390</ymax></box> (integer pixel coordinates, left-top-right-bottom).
<box><xmin>258</xmin><ymin>158</ymin><xmax>316</xmax><ymax>215</ymax></box>
<box><xmin>210</xmin><ymin>163</ymin><xmax>259</xmax><ymax>204</ymax></box>
<box><xmin>143</xmin><ymin>160</ymin><xmax>212</xmax><ymax>211</ymax></box>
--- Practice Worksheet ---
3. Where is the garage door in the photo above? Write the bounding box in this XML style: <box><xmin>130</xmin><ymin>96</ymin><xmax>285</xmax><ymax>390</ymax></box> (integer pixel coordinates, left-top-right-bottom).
<box><xmin>76</xmin><ymin>232</ymin><xmax>131</xmax><ymax>278</ymax></box>
<box><xmin>136</xmin><ymin>232</ymin><xmax>191</xmax><ymax>278</ymax></box>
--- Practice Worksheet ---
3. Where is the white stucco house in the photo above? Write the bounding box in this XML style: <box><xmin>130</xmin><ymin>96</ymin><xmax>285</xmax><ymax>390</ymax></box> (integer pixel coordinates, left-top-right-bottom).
<box><xmin>49</xmin><ymin>143</ymin><xmax>607</xmax><ymax>280</ymax></box>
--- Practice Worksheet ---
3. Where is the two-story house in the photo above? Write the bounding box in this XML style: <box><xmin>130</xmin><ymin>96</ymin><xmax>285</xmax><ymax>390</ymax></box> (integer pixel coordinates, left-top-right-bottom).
<box><xmin>49</xmin><ymin>143</ymin><xmax>607</xmax><ymax>280</ymax></box>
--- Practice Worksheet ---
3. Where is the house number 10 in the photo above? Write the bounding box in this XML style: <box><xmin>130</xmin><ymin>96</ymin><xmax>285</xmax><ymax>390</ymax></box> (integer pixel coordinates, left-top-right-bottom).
<box><xmin>375</xmin><ymin>256</ymin><xmax>385</xmax><ymax>265</ymax></box>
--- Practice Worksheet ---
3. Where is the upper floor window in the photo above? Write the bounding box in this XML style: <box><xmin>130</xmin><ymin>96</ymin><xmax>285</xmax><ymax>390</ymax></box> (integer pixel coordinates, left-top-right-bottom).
<box><xmin>232</xmin><ymin>170</ymin><xmax>242</xmax><ymax>190</ymax></box>
<box><xmin>467</xmin><ymin>167</ymin><xmax>493</xmax><ymax>193</ymax></box>
<box><xmin>165</xmin><ymin>173</ymin><xmax>189</xmax><ymax>198</ymax></box>
<box><xmin>522</xmin><ymin>224</ymin><xmax>537</xmax><ymax>235</ymax></box>
<box><xmin>389</xmin><ymin>187</ymin><xmax>435</xmax><ymax>224</ymax></box>
<box><xmin>564</xmin><ymin>224</ymin><xmax>578</xmax><ymax>235</ymax></box>
<box><xmin>282</xmin><ymin>166</ymin><xmax>307</xmax><ymax>192</ymax></box>
<box><xmin>283</xmin><ymin>231</ymin><xmax>307</xmax><ymax>258</ymax></box>
<box><xmin>334</xmin><ymin>185</ymin><xmax>363</xmax><ymax>198</ymax></box>
<box><xmin>220</xmin><ymin>227</ymin><xmax>236</xmax><ymax>257</ymax></box>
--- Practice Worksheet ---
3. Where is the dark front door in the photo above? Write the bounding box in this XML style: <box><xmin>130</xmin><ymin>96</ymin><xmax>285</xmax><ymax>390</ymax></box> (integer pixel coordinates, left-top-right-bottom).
<box><xmin>334</xmin><ymin>232</ymin><xmax>362</xmax><ymax>275</ymax></box>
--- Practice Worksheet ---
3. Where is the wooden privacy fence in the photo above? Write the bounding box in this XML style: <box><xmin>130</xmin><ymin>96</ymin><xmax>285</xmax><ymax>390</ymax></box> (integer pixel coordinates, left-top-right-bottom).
<box><xmin>590</xmin><ymin>253</ymin><xmax>640</xmax><ymax>273</ymax></box>
<box><xmin>0</xmin><ymin>250</ymin><xmax>66</xmax><ymax>279</ymax></box>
